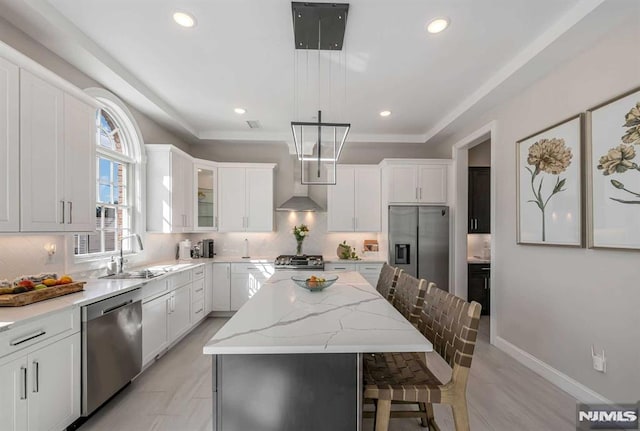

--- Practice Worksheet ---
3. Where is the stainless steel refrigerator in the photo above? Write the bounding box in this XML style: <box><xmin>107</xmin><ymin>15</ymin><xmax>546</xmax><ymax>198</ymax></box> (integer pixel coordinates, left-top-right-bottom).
<box><xmin>389</xmin><ymin>206</ymin><xmax>449</xmax><ymax>291</ymax></box>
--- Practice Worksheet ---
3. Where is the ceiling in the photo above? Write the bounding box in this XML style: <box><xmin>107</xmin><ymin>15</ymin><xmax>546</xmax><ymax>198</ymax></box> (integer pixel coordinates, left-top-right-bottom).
<box><xmin>0</xmin><ymin>0</ymin><xmax>630</xmax><ymax>145</ymax></box>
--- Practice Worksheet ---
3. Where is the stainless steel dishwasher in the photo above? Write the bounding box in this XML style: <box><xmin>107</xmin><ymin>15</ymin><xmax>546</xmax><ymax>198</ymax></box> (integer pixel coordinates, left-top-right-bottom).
<box><xmin>81</xmin><ymin>288</ymin><xmax>142</xmax><ymax>416</ymax></box>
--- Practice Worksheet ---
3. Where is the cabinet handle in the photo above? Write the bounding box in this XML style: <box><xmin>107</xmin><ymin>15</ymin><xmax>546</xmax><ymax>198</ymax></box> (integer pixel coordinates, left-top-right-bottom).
<box><xmin>484</xmin><ymin>277</ymin><xmax>488</xmax><ymax>290</ymax></box>
<box><xmin>60</xmin><ymin>201</ymin><xmax>65</xmax><ymax>224</ymax></box>
<box><xmin>195</xmin><ymin>287</ymin><xmax>204</xmax><ymax>293</ymax></box>
<box><xmin>481</xmin><ymin>267</ymin><xmax>490</xmax><ymax>271</ymax></box>
<box><xmin>475</xmin><ymin>219</ymin><xmax>478</xmax><ymax>230</ymax></box>
<box><xmin>32</xmin><ymin>361</ymin><xmax>39</xmax><ymax>393</ymax></box>
<box><xmin>20</xmin><ymin>366</ymin><xmax>27</xmax><ymax>400</ymax></box>
<box><xmin>10</xmin><ymin>330</ymin><xmax>46</xmax><ymax>346</ymax></box>
<box><xmin>68</xmin><ymin>201</ymin><xmax>73</xmax><ymax>224</ymax></box>
<box><xmin>196</xmin><ymin>307</ymin><xmax>204</xmax><ymax>314</ymax></box>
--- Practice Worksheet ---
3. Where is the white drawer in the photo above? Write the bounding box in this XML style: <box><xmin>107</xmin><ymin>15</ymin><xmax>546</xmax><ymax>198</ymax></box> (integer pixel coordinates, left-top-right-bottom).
<box><xmin>0</xmin><ymin>308</ymin><xmax>79</xmax><ymax>359</ymax></box>
<box><xmin>169</xmin><ymin>269</ymin><xmax>192</xmax><ymax>289</ymax></box>
<box><xmin>357</xmin><ymin>263</ymin><xmax>384</xmax><ymax>274</ymax></box>
<box><xmin>141</xmin><ymin>278</ymin><xmax>169</xmax><ymax>302</ymax></box>
<box><xmin>192</xmin><ymin>265</ymin><xmax>205</xmax><ymax>281</ymax></box>
<box><xmin>324</xmin><ymin>263</ymin><xmax>357</xmax><ymax>272</ymax></box>
<box><xmin>192</xmin><ymin>279</ymin><xmax>205</xmax><ymax>303</ymax></box>
<box><xmin>192</xmin><ymin>299</ymin><xmax>205</xmax><ymax>323</ymax></box>
<box><xmin>232</xmin><ymin>263</ymin><xmax>274</xmax><ymax>275</ymax></box>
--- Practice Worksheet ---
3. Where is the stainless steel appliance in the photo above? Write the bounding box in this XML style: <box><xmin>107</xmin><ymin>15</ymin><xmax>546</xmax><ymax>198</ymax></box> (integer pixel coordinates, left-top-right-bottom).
<box><xmin>389</xmin><ymin>206</ymin><xmax>449</xmax><ymax>291</ymax></box>
<box><xmin>274</xmin><ymin>255</ymin><xmax>324</xmax><ymax>270</ymax></box>
<box><xmin>202</xmin><ymin>239</ymin><xmax>215</xmax><ymax>258</ymax></box>
<box><xmin>82</xmin><ymin>289</ymin><xmax>142</xmax><ymax>416</ymax></box>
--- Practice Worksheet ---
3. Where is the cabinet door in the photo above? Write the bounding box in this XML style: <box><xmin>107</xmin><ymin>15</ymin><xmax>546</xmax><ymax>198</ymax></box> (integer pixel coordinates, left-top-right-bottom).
<box><xmin>468</xmin><ymin>265</ymin><xmax>490</xmax><ymax>315</ymax></box>
<box><xmin>0</xmin><ymin>57</ymin><xmax>19</xmax><ymax>232</ymax></box>
<box><xmin>20</xmin><ymin>70</ymin><xmax>65</xmax><ymax>231</ymax></box>
<box><xmin>64</xmin><ymin>94</ymin><xmax>96</xmax><ymax>232</ymax></box>
<box><xmin>357</xmin><ymin>263</ymin><xmax>383</xmax><ymax>287</ymax></box>
<box><xmin>245</xmin><ymin>168</ymin><xmax>273</xmax><ymax>232</ymax></box>
<box><xmin>195</xmin><ymin>165</ymin><xmax>217</xmax><ymax>230</ymax></box>
<box><xmin>181</xmin><ymin>155</ymin><xmax>194</xmax><ymax>232</ymax></box>
<box><xmin>327</xmin><ymin>166</ymin><xmax>355</xmax><ymax>232</ymax></box>
<box><xmin>212</xmin><ymin>263</ymin><xmax>231</xmax><ymax>311</ymax></box>
<box><xmin>354</xmin><ymin>166</ymin><xmax>380</xmax><ymax>232</ymax></box>
<box><xmin>418</xmin><ymin>165</ymin><xmax>447</xmax><ymax>204</ymax></box>
<box><xmin>204</xmin><ymin>263</ymin><xmax>213</xmax><ymax>314</ymax></box>
<box><xmin>218</xmin><ymin>167</ymin><xmax>246</xmax><ymax>232</ymax></box>
<box><xmin>168</xmin><ymin>284</ymin><xmax>191</xmax><ymax>343</ymax></box>
<box><xmin>324</xmin><ymin>263</ymin><xmax>357</xmax><ymax>272</ymax></box>
<box><xmin>142</xmin><ymin>294</ymin><xmax>170</xmax><ymax>366</ymax></box>
<box><xmin>387</xmin><ymin>166</ymin><xmax>418</xmax><ymax>203</ymax></box>
<box><xmin>0</xmin><ymin>355</ymin><xmax>28</xmax><ymax>431</ymax></box>
<box><xmin>170</xmin><ymin>152</ymin><xmax>185</xmax><ymax>231</ymax></box>
<box><xmin>28</xmin><ymin>333</ymin><xmax>81</xmax><ymax>431</ymax></box>
<box><xmin>230</xmin><ymin>269</ymin><xmax>266</xmax><ymax>311</ymax></box>
<box><xmin>469</xmin><ymin>167</ymin><xmax>490</xmax><ymax>233</ymax></box>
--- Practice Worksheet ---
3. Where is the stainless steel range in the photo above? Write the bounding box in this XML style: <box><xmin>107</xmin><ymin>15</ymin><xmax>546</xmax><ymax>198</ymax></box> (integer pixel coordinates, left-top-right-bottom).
<box><xmin>274</xmin><ymin>255</ymin><xmax>324</xmax><ymax>270</ymax></box>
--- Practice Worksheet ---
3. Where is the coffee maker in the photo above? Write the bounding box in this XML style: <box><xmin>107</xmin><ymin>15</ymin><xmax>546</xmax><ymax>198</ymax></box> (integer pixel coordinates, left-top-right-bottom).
<box><xmin>201</xmin><ymin>239</ymin><xmax>215</xmax><ymax>258</ymax></box>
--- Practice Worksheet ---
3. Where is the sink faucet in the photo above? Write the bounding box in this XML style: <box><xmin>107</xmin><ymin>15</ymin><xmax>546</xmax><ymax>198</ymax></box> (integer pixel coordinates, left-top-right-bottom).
<box><xmin>117</xmin><ymin>234</ymin><xmax>144</xmax><ymax>273</ymax></box>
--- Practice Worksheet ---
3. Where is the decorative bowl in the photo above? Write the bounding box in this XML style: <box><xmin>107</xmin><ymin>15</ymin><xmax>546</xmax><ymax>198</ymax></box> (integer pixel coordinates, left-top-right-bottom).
<box><xmin>291</xmin><ymin>275</ymin><xmax>339</xmax><ymax>291</ymax></box>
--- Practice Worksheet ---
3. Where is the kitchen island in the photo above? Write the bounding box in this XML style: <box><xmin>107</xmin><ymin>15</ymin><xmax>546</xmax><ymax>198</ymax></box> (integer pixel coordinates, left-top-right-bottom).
<box><xmin>203</xmin><ymin>271</ymin><xmax>432</xmax><ymax>431</ymax></box>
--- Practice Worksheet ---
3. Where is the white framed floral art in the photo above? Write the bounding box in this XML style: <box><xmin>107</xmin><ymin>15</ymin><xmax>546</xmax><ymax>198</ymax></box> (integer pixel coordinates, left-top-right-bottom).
<box><xmin>587</xmin><ymin>87</ymin><xmax>640</xmax><ymax>250</ymax></box>
<box><xmin>516</xmin><ymin>115</ymin><xmax>584</xmax><ymax>247</ymax></box>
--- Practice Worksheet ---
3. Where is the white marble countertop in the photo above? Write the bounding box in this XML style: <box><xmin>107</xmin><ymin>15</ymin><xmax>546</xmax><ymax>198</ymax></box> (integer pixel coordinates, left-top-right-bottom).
<box><xmin>203</xmin><ymin>271</ymin><xmax>432</xmax><ymax>355</ymax></box>
<box><xmin>0</xmin><ymin>260</ymin><xmax>207</xmax><ymax>333</ymax></box>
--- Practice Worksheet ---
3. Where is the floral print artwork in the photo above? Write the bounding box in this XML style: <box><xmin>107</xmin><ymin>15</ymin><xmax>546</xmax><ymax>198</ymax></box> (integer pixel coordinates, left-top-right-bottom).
<box><xmin>525</xmin><ymin>138</ymin><xmax>573</xmax><ymax>241</ymax></box>
<box><xmin>597</xmin><ymin>102</ymin><xmax>640</xmax><ymax>204</ymax></box>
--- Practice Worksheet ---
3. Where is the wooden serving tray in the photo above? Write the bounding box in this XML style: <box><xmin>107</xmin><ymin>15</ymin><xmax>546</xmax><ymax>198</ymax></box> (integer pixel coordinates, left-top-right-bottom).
<box><xmin>0</xmin><ymin>282</ymin><xmax>86</xmax><ymax>307</ymax></box>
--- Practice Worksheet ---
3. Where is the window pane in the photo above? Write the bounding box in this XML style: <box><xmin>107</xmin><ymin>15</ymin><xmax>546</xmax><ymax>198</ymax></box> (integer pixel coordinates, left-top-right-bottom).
<box><xmin>103</xmin><ymin>207</ymin><xmax>117</xmax><ymax>229</ymax></box>
<box><xmin>98</xmin><ymin>184</ymin><xmax>111</xmax><ymax>204</ymax></box>
<box><xmin>74</xmin><ymin>232</ymin><xmax>101</xmax><ymax>255</ymax></box>
<box><xmin>99</xmin><ymin>158</ymin><xmax>111</xmax><ymax>184</ymax></box>
<box><xmin>104</xmin><ymin>231</ymin><xmax>116</xmax><ymax>252</ymax></box>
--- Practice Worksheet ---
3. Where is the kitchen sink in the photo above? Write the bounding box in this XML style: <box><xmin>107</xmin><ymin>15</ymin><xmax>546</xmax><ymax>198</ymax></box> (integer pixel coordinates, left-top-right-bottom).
<box><xmin>101</xmin><ymin>269</ymin><xmax>166</xmax><ymax>280</ymax></box>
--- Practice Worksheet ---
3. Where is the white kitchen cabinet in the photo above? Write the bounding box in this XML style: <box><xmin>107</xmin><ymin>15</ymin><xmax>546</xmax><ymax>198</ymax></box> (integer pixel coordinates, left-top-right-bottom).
<box><xmin>204</xmin><ymin>263</ymin><xmax>214</xmax><ymax>314</ymax></box>
<box><xmin>20</xmin><ymin>70</ymin><xmax>97</xmax><ymax>232</ymax></box>
<box><xmin>0</xmin><ymin>332</ymin><xmax>80</xmax><ymax>431</ymax></box>
<box><xmin>327</xmin><ymin>165</ymin><xmax>380</xmax><ymax>232</ymax></box>
<box><xmin>194</xmin><ymin>160</ymin><xmax>218</xmax><ymax>231</ymax></box>
<box><xmin>27</xmin><ymin>333</ymin><xmax>80</xmax><ymax>431</ymax></box>
<box><xmin>0</xmin><ymin>56</ymin><xmax>19</xmax><ymax>232</ymax></box>
<box><xmin>357</xmin><ymin>263</ymin><xmax>384</xmax><ymax>287</ymax></box>
<box><xmin>230</xmin><ymin>263</ymin><xmax>274</xmax><ymax>311</ymax></box>
<box><xmin>191</xmin><ymin>269</ymin><xmax>205</xmax><ymax>324</ymax></box>
<box><xmin>384</xmin><ymin>161</ymin><xmax>448</xmax><ymax>204</ymax></box>
<box><xmin>142</xmin><ymin>293</ymin><xmax>170</xmax><ymax>366</ymax></box>
<box><xmin>212</xmin><ymin>263</ymin><xmax>231</xmax><ymax>312</ymax></box>
<box><xmin>168</xmin><ymin>284</ymin><xmax>191</xmax><ymax>343</ymax></box>
<box><xmin>0</xmin><ymin>355</ymin><xmax>28</xmax><ymax>431</ymax></box>
<box><xmin>324</xmin><ymin>262</ymin><xmax>358</xmax><ymax>272</ymax></box>
<box><xmin>146</xmin><ymin>145</ymin><xmax>194</xmax><ymax>233</ymax></box>
<box><xmin>218</xmin><ymin>164</ymin><xmax>275</xmax><ymax>232</ymax></box>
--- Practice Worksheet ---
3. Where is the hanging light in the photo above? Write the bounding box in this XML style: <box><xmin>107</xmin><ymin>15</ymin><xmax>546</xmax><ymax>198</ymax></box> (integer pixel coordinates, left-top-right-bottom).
<box><xmin>291</xmin><ymin>2</ymin><xmax>350</xmax><ymax>185</ymax></box>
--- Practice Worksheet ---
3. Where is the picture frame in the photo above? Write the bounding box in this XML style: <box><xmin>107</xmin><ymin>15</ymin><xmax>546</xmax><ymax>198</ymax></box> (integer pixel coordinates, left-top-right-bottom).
<box><xmin>516</xmin><ymin>114</ymin><xmax>584</xmax><ymax>247</ymax></box>
<box><xmin>586</xmin><ymin>87</ymin><xmax>640</xmax><ymax>250</ymax></box>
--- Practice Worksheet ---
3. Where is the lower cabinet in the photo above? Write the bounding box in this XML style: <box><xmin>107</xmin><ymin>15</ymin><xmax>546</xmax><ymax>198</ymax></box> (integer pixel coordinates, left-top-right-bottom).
<box><xmin>211</xmin><ymin>263</ymin><xmax>231</xmax><ymax>311</ymax></box>
<box><xmin>324</xmin><ymin>262</ymin><xmax>384</xmax><ymax>287</ymax></box>
<box><xmin>468</xmin><ymin>263</ymin><xmax>490</xmax><ymax>315</ymax></box>
<box><xmin>142</xmin><ymin>293</ymin><xmax>170</xmax><ymax>366</ymax></box>
<box><xmin>230</xmin><ymin>264</ymin><xmax>273</xmax><ymax>311</ymax></box>
<box><xmin>168</xmin><ymin>284</ymin><xmax>191</xmax><ymax>344</ymax></box>
<box><xmin>0</xmin><ymin>332</ymin><xmax>80</xmax><ymax>431</ymax></box>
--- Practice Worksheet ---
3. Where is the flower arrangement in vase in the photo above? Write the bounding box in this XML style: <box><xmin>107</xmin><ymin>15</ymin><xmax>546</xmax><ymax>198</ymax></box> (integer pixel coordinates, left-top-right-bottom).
<box><xmin>292</xmin><ymin>224</ymin><xmax>309</xmax><ymax>256</ymax></box>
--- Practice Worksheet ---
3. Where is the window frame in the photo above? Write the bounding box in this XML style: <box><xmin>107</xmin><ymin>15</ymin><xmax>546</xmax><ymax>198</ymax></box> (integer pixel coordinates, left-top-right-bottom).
<box><xmin>72</xmin><ymin>88</ymin><xmax>145</xmax><ymax>265</ymax></box>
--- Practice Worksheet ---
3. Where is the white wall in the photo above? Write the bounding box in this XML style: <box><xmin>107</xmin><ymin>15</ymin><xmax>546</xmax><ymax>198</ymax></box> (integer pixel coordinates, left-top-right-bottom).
<box><xmin>437</xmin><ymin>18</ymin><xmax>640</xmax><ymax>402</ymax></box>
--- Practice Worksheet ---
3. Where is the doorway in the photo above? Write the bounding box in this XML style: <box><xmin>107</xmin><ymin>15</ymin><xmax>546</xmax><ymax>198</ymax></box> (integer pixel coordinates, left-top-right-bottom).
<box><xmin>452</xmin><ymin>121</ymin><xmax>496</xmax><ymax>344</ymax></box>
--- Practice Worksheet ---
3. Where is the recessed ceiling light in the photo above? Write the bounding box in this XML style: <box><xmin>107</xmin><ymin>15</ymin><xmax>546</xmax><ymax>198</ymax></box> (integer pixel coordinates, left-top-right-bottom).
<box><xmin>426</xmin><ymin>18</ymin><xmax>449</xmax><ymax>34</ymax></box>
<box><xmin>234</xmin><ymin>108</ymin><xmax>247</xmax><ymax>115</ymax></box>
<box><xmin>173</xmin><ymin>11</ymin><xmax>196</xmax><ymax>28</ymax></box>
<box><xmin>379</xmin><ymin>110</ymin><xmax>392</xmax><ymax>117</ymax></box>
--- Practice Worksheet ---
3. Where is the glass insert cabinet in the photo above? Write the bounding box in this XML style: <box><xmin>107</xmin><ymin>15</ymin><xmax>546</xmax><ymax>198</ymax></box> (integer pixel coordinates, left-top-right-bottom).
<box><xmin>194</xmin><ymin>161</ymin><xmax>218</xmax><ymax>231</ymax></box>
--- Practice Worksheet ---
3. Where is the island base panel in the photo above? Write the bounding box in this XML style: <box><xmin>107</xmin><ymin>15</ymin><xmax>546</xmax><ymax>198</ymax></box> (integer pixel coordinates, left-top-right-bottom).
<box><xmin>213</xmin><ymin>353</ymin><xmax>361</xmax><ymax>431</ymax></box>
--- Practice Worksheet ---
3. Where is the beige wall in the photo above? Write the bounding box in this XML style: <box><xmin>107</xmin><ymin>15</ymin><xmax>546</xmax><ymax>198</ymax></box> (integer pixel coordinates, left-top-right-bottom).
<box><xmin>468</xmin><ymin>139</ymin><xmax>491</xmax><ymax>167</ymax></box>
<box><xmin>436</xmin><ymin>18</ymin><xmax>640</xmax><ymax>401</ymax></box>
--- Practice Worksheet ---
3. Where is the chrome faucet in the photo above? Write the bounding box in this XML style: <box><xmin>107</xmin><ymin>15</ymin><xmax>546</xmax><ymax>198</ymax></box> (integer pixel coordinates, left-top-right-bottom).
<box><xmin>117</xmin><ymin>234</ymin><xmax>144</xmax><ymax>273</ymax></box>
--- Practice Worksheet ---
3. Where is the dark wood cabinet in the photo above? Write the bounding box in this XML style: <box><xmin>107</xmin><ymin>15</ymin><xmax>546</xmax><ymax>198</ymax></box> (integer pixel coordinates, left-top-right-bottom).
<box><xmin>468</xmin><ymin>167</ymin><xmax>490</xmax><ymax>233</ymax></box>
<box><xmin>468</xmin><ymin>263</ymin><xmax>490</xmax><ymax>315</ymax></box>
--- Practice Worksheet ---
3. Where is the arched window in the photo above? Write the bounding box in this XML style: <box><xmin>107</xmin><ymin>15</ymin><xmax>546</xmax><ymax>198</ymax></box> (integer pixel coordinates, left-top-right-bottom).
<box><xmin>74</xmin><ymin>89</ymin><xmax>144</xmax><ymax>257</ymax></box>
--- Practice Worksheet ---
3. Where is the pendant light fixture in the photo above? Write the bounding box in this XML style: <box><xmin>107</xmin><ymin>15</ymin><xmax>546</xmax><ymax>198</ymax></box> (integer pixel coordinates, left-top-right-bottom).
<box><xmin>291</xmin><ymin>2</ymin><xmax>350</xmax><ymax>185</ymax></box>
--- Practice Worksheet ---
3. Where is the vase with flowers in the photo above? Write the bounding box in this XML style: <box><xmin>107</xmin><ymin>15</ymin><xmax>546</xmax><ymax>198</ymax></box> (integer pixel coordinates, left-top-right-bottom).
<box><xmin>292</xmin><ymin>224</ymin><xmax>309</xmax><ymax>255</ymax></box>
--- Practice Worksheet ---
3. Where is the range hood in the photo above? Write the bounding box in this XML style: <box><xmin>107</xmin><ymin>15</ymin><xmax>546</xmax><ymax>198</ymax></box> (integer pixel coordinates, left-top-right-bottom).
<box><xmin>276</xmin><ymin>164</ymin><xmax>324</xmax><ymax>212</ymax></box>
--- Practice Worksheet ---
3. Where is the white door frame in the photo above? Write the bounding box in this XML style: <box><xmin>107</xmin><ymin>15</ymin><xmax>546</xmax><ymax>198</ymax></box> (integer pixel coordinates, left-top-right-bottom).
<box><xmin>451</xmin><ymin>121</ymin><xmax>497</xmax><ymax>345</ymax></box>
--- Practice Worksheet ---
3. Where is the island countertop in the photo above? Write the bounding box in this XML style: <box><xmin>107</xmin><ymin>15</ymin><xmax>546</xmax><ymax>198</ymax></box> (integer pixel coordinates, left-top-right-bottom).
<box><xmin>203</xmin><ymin>271</ymin><xmax>432</xmax><ymax>355</ymax></box>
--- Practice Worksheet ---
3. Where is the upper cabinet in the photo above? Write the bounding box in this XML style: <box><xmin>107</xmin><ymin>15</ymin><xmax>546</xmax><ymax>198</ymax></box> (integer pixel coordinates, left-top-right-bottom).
<box><xmin>0</xmin><ymin>57</ymin><xmax>19</xmax><ymax>232</ymax></box>
<box><xmin>327</xmin><ymin>165</ymin><xmax>381</xmax><ymax>232</ymax></box>
<box><xmin>20</xmin><ymin>70</ymin><xmax>96</xmax><ymax>232</ymax></box>
<box><xmin>382</xmin><ymin>160</ymin><xmax>449</xmax><ymax>205</ymax></box>
<box><xmin>468</xmin><ymin>167</ymin><xmax>490</xmax><ymax>233</ymax></box>
<box><xmin>194</xmin><ymin>160</ymin><xmax>218</xmax><ymax>231</ymax></box>
<box><xmin>218</xmin><ymin>164</ymin><xmax>275</xmax><ymax>232</ymax></box>
<box><xmin>146</xmin><ymin>145</ymin><xmax>194</xmax><ymax>233</ymax></box>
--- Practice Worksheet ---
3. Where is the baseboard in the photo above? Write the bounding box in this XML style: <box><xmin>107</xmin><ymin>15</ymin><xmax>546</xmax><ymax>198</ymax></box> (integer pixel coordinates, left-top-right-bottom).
<box><xmin>494</xmin><ymin>336</ymin><xmax>611</xmax><ymax>404</ymax></box>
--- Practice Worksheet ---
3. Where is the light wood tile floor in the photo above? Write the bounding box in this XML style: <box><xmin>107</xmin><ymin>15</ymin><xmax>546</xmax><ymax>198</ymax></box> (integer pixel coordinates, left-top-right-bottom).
<box><xmin>79</xmin><ymin>317</ymin><xmax>577</xmax><ymax>431</ymax></box>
